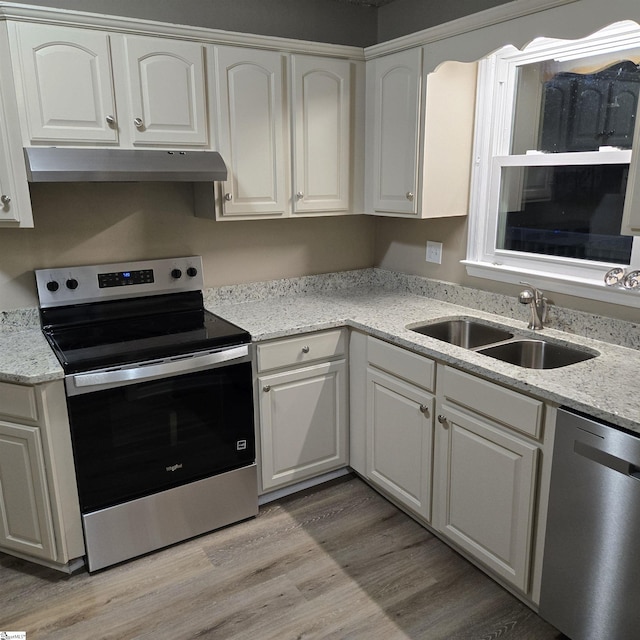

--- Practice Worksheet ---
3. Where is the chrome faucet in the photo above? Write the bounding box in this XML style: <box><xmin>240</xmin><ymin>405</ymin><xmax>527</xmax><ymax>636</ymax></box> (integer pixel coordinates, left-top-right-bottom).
<box><xmin>518</xmin><ymin>281</ymin><xmax>548</xmax><ymax>330</ymax></box>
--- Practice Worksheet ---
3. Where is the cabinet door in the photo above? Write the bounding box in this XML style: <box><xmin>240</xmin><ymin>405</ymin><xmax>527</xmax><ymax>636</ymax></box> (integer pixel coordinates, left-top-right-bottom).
<box><xmin>433</xmin><ymin>404</ymin><xmax>538</xmax><ymax>592</ymax></box>
<box><xmin>12</xmin><ymin>22</ymin><xmax>117</xmax><ymax>143</ymax></box>
<box><xmin>259</xmin><ymin>360</ymin><xmax>347</xmax><ymax>491</ymax></box>
<box><xmin>0</xmin><ymin>421</ymin><xmax>56</xmax><ymax>561</ymax></box>
<box><xmin>0</xmin><ymin>23</ymin><xmax>33</xmax><ymax>227</ymax></box>
<box><xmin>369</xmin><ymin>48</ymin><xmax>421</xmax><ymax>215</ymax></box>
<box><xmin>215</xmin><ymin>46</ymin><xmax>288</xmax><ymax>218</ymax></box>
<box><xmin>291</xmin><ymin>55</ymin><xmax>351</xmax><ymax>214</ymax></box>
<box><xmin>114</xmin><ymin>35</ymin><xmax>207</xmax><ymax>146</ymax></box>
<box><xmin>366</xmin><ymin>367</ymin><xmax>433</xmax><ymax>521</ymax></box>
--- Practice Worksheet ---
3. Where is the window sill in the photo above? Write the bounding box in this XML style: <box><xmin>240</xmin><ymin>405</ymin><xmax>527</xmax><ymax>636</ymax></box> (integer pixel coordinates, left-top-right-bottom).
<box><xmin>463</xmin><ymin>260</ymin><xmax>640</xmax><ymax>308</ymax></box>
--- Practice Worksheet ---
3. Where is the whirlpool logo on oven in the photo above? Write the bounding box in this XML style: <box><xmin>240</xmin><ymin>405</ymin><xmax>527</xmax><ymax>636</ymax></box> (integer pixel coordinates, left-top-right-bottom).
<box><xmin>166</xmin><ymin>463</ymin><xmax>183</xmax><ymax>472</ymax></box>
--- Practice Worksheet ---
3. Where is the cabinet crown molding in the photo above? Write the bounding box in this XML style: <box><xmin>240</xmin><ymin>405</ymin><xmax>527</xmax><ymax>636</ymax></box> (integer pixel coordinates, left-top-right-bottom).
<box><xmin>0</xmin><ymin>1</ymin><xmax>364</xmax><ymax>59</ymax></box>
<box><xmin>364</xmin><ymin>0</ymin><xmax>580</xmax><ymax>59</ymax></box>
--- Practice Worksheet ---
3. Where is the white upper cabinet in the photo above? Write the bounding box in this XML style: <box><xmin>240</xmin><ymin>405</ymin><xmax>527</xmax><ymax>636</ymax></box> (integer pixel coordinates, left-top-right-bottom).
<box><xmin>0</xmin><ymin>22</ymin><xmax>33</xmax><ymax>227</ymax></box>
<box><xmin>214</xmin><ymin>47</ymin><xmax>359</xmax><ymax>220</ymax></box>
<box><xmin>10</xmin><ymin>22</ymin><xmax>208</xmax><ymax>148</ymax></box>
<box><xmin>291</xmin><ymin>55</ymin><xmax>351</xmax><ymax>214</ymax></box>
<box><xmin>366</xmin><ymin>49</ymin><xmax>477</xmax><ymax>219</ymax></box>
<box><xmin>111</xmin><ymin>34</ymin><xmax>207</xmax><ymax>146</ymax></box>
<box><xmin>367</xmin><ymin>48</ymin><xmax>422</xmax><ymax>215</ymax></box>
<box><xmin>10</xmin><ymin>23</ymin><xmax>118</xmax><ymax>144</ymax></box>
<box><xmin>622</xmin><ymin>96</ymin><xmax>640</xmax><ymax>235</ymax></box>
<box><xmin>214</xmin><ymin>46</ymin><xmax>288</xmax><ymax>218</ymax></box>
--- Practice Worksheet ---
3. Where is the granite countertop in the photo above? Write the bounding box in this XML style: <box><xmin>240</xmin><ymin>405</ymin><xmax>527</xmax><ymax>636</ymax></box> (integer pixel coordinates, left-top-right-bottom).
<box><xmin>2</xmin><ymin>272</ymin><xmax>638</xmax><ymax>433</ymax></box>
<box><xmin>210</xmin><ymin>286</ymin><xmax>640</xmax><ymax>433</ymax></box>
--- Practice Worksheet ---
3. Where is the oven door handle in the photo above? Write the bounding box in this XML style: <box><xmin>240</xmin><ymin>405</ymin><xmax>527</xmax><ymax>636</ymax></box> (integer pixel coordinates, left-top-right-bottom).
<box><xmin>66</xmin><ymin>345</ymin><xmax>250</xmax><ymax>396</ymax></box>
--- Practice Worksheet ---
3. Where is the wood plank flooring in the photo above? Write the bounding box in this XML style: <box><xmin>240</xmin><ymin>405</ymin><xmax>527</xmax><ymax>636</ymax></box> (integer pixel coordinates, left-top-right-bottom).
<box><xmin>0</xmin><ymin>476</ymin><xmax>564</xmax><ymax>640</ymax></box>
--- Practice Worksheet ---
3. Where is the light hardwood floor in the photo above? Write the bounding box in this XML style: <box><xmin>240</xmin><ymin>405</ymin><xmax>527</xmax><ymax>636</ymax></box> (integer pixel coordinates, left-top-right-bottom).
<box><xmin>0</xmin><ymin>476</ymin><xmax>563</xmax><ymax>640</ymax></box>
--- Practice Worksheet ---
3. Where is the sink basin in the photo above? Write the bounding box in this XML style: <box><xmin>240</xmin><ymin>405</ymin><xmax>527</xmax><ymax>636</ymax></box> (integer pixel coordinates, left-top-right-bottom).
<box><xmin>409</xmin><ymin>319</ymin><xmax>514</xmax><ymax>349</ymax></box>
<box><xmin>477</xmin><ymin>340</ymin><xmax>597</xmax><ymax>369</ymax></box>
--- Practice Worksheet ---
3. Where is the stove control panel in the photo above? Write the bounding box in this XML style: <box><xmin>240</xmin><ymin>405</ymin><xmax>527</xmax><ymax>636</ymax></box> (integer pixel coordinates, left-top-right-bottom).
<box><xmin>35</xmin><ymin>256</ymin><xmax>204</xmax><ymax>308</ymax></box>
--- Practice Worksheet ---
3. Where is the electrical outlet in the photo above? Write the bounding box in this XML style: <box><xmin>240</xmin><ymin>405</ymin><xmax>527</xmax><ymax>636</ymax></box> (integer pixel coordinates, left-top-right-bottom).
<box><xmin>426</xmin><ymin>241</ymin><xmax>443</xmax><ymax>264</ymax></box>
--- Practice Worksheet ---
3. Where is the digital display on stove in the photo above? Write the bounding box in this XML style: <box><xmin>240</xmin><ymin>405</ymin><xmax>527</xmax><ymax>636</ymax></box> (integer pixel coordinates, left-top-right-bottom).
<box><xmin>98</xmin><ymin>269</ymin><xmax>154</xmax><ymax>288</ymax></box>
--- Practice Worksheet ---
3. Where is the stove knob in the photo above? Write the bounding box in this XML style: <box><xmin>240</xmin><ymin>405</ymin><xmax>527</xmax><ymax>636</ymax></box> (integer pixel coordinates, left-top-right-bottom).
<box><xmin>46</xmin><ymin>280</ymin><xmax>59</xmax><ymax>292</ymax></box>
<box><xmin>171</xmin><ymin>268</ymin><xmax>182</xmax><ymax>279</ymax></box>
<box><xmin>186</xmin><ymin>267</ymin><xmax>198</xmax><ymax>278</ymax></box>
<box><xmin>66</xmin><ymin>278</ymin><xmax>79</xmax><ymax>290</ymax></box>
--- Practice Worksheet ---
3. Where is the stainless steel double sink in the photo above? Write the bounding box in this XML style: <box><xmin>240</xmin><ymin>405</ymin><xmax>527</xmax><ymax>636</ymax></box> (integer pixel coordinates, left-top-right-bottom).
<box><xmin>407</xmin><ymin>318</ymin><xmax>598</xmax><ymax>369</ymax></box>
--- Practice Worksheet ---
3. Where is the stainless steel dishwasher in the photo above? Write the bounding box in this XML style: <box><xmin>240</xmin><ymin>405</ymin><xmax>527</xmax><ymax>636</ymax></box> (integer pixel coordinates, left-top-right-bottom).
<box><xmin>539</xmin><ymin>407</ymin><xmax>640</xmax><ymax>640</ymax></box>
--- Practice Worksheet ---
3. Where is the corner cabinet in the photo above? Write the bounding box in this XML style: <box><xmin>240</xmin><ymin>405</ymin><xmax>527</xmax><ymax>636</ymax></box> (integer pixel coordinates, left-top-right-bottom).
<box><xmin>365</xmin><ymin>337</ymin><xmax>435</xmax><ymax>521</ymax></box>
<box><xmin>0</xmin><ymin>22</ymin><xmax>33</xmax><ymax>227</ymax></box>
<box><xmin>365</xmin><ymin>49</ymin><xmax>477</xmax><ymax>219</ymax></box>
<box><xmin>8</xmin><ymin>22</ymin><xmax>208</xmax><ymax>148</ymax></box>
<box><xmin>213</xmin><ymin>47</ymin><xmax>360</xmax><ymax>220</ymax></box>
<box><xmin>256</xmin><ymin>330</ymin><xmax>349</xmax><ymax>492</ymax></box>
<box><xmin>0</xmin><ymin>379</ymin><xmax>84</xmax><ymax>569</ymax></box>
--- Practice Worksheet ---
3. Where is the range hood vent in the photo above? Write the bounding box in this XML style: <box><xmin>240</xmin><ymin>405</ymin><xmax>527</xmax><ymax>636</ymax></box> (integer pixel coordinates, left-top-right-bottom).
<box><xmin>24</xmin><ymin>147</ymin><xmax>227</xmax><ymax>183</ymax></box>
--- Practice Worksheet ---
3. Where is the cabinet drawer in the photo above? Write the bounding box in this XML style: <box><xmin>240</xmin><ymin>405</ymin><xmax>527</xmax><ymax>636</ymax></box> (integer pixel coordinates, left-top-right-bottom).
<box><xmin>442</xmin><ymin>366</ymin><xmax>543</xmax><ymax>439</ymax></box>
<box><xmin>0</xmin><ymin>381</ymin><xmax>38</xmax><ymax>422</ymax></box>
<box><xmin>257</xmin><ymin>329</ymin><xmax>346</xmax><ymax>373</ymax></box>
<box><xmin>367</xmin><ymin>337</ymin><xmax>435</xmax><ymax>392</ymax></box>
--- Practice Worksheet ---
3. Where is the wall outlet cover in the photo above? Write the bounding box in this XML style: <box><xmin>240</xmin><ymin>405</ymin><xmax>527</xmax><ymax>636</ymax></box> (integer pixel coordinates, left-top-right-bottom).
<box><xmin>426</xmin><ymin>241</ymin><xmax>443</xmax><ymax>264</ymax></box>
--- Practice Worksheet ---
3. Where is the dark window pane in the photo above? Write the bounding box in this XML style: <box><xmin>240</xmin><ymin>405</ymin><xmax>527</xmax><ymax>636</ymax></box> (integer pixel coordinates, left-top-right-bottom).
<box><xmin>511</xmin><ymin>56</ymin><xmax>640</xmax><ymax>154</ymax></box>
<box><xmin>498</xmin><ymin>164</ymin><xmax>633</xmax><ymax>264</ymax></box>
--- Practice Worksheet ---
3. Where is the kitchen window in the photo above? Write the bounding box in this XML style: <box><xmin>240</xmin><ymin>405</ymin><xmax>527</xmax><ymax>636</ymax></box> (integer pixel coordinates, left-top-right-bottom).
<box><xmin>465</xmin><ymin>21</ymin><xmax>640</xmax><ymax>306</ymax></box>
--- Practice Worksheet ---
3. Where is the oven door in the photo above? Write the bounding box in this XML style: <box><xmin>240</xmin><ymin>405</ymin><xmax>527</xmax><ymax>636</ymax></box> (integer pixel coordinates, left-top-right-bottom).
<box><xmin>65</xmin><ymin>346</ymin><xmax>255</xmax><ymax>513</ymax></box>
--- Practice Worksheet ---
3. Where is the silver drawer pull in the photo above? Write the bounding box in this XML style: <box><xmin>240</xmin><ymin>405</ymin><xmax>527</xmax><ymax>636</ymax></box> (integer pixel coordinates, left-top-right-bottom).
<box><xmin>437</xmin><ymin>414</ymin><xmax>447</xmax><ymax>425</ymax></box>
<box><xmin>1</xmin><ymin>194</ymin><xmax>10</xmax><ymax>206</ymax></box>
<box><xmin>263</xmin><ymin>385</ymin><xmax>271</xmax><ymax>392</ymax></box>
<box><xmin>302</xmin><ymin>346</ymin><xmax>310</xmax><ymax>354</ymax></box>
<box><xmin>134</xmin><ymin>117</ymin><xmax>144</xmax><ymax>129</ymax></box>
<box><xmin>419</xmin><ymin>405</ymin><xmax>430</xmax><ymax>416</ymax></box>
<box><xmin>224</xmin><ymin>193</ymin><xmax>233</xmax><ymax>202</ymax></box>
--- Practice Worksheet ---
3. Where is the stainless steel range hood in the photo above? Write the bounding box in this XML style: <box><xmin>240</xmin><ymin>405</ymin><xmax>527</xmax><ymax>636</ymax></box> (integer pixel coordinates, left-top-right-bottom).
<box><xmin>24</xmin><ymin>147</ymin><xmax>227</xmax><ymax>183</ymax></box>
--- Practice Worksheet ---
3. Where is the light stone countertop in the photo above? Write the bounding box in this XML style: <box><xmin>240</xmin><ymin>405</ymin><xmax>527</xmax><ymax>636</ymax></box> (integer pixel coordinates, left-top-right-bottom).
<box><xmin>1</xmin><ymin>275</ymin><xmax>638</xmax><ymax>433</ymax></box>
<box><xmin>210</xmin><ymin>287</ymin><xmax>640</xmax><ymax>433</ymax></box>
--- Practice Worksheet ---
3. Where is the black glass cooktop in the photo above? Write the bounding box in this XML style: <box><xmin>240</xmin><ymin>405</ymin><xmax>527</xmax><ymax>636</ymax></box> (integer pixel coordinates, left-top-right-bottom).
<box><xmin>41</xmin><ymin>292</ymin><xmax>250</xmax><ymax>374</ymax></box>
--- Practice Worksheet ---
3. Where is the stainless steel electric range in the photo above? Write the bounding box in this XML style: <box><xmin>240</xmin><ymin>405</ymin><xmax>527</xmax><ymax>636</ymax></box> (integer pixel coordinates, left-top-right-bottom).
<box><xmin>35</xmin><ymin>256</ymin><xmax>257</xmax><ymax>572</ymax></box>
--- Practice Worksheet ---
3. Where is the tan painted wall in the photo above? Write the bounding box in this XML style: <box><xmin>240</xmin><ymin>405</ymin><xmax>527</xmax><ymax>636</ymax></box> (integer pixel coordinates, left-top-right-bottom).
<box><xmin>373</xmin><ymin>216</ymin><xmax>640</xmax><ymax>323</ymax></box>
<box><xmin>0</xmin><ymin>183</ymin><xmax>376</xmax><ymax>310</ymax></box>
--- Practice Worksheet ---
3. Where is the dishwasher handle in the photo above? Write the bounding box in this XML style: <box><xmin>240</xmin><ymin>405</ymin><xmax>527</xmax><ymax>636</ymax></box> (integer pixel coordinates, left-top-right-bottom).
<box><xmin>575</xmin><ymin>439</ymin><xmax>640</xmax><ymax>481</ymax></box>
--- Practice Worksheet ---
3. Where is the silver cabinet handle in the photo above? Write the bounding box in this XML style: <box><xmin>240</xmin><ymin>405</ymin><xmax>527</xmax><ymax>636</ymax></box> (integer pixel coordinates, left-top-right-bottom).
<box><xmin>437</xmin><ymin>414</ymin><xmax>448</xmax><ymax>426</ymax></box>
<box><xmin>263</xmin><ymin>385</ymin><xmax>271</xmax><ymax>392</ymax></box>
<box><xmin>301</xmin><ymin>346</ymin><xmax>310</xmax><ymax>354</ymax></box>
<box><xmin>406</xmin><ymin>192</ymin><xmax>414</xmax><ymax>201</ymax></box>
<box><xmin>1</xmin><ymin>194</ymin><xmax>10</xmax><ymax>206</ymax></box>
<box><xmin>134</xmin><ymin>117</ymin><xmax>144</xmax><ymax>129</ymax></box>
<box><xmin>419</xmin><ymin>404</ymin><xmax>430</xmax><ymax>416</ymax></box>
<box><xmin>106</xmin><ymin>115</ymin><xmax>116</xmax><ymax>126</ymax></box>
<box><xmin>296</xmin><ymin>191</ymin><xmax>304</xmax><ymax>200</ymax></box>
<box><xmin>224</xmin><ymin>193</ymin><xmax>233</xmax><ymax>202</ymax></box>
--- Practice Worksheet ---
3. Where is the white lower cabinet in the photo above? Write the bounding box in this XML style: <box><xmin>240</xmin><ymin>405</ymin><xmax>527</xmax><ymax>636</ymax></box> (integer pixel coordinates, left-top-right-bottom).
<box><xmin>0</xmin><ymin>420</ymin><xmax>56</xmax><ymax>560</ymax></box>
<box><xmin>366</xmin><ymin>368</ymin><xmax>433</xmax><ymax>520</ymax></box>
<box><xmin>432</xmin><ymin>402</ymin><xmax>538</xmax><ymax>592</ymax></box>
<box><xmin>0</xmin><ymin>380</ymin><xmax>84</xmax><ymax>569</ymax></box>
<box><xmin>257</xmin><ymin>330</ymin><xmax>348</xmax><ymax>492</ymax></box>
<box><xmin>432</xmin><ymin>365</ymin><xmax>545</xmax><ymax>593</ymax></box>
<box><xmin>364</xmin><ymin>337</ymin><xmax>435</xmax><ymax>520</ymax></box>
<box><xmin>357</xmin><ymin>338</ymin><xmax>550</xmax><ymax>598</ymax></box>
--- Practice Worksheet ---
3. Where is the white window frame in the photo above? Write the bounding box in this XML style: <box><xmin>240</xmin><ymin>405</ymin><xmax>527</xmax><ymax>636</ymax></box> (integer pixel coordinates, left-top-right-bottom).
<box><xmin>464</xmin><ymin>21</ymin><xmax>640</xmax><ymax>308</ymax></box>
